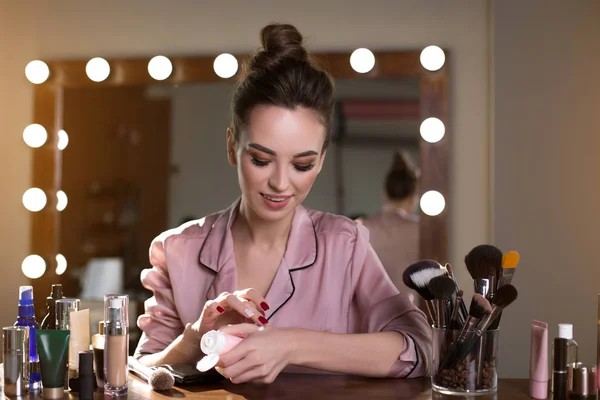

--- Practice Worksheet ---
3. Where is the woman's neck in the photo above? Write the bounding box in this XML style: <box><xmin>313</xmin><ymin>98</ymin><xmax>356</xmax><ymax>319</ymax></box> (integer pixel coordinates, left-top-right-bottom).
<box><xmin>385</xmin><ymin>198</ymin><xmax>415</xmax><ymax>213</ymax></box>
<box><xmin>234</xmin><ymin>198</ymin><xmax>294</xmax><ymax>249</ymax></box>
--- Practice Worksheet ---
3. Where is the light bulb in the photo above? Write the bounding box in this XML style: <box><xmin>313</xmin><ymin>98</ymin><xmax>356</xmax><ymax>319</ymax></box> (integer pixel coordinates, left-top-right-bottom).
<box><xmin>25</xmin><ymin>60</ymin><xmax>50</xmax><ymax>84</ymax></box>
<box><xmin>22</xmin><ymin>255</ymin><xmax>46</xmax><ymax>279</ymax></box>
<box><xmin>350</xmin><ymin>48</ymin><xmax>375</xmax><ymax>74</ymax></box>
<box><xmin>86</xmin><ymin>57</ymin><xmax>110</xmax><ymax>82</ymax></box>
<box><xmin>23</xmin><ymin>124</ymin><xmax>48</xmax><ymax>148</ymax></box>
<box><xmin>148</xmin><ymin>55</ymin><xmax>173</xmax><ymax>81</ymax></box>
<box><xmin>55</xmin><ymin>254</ymin><xmax>67</xmax><ymax>275</ymax></box>
<box><xmin>420</xmin><ymin>118</ymin><xmax>445</xmax><ymax>143</ymax></box>
<box><xmin>420</xmin><ymin>190</ymin><xmax>446</xmax><ymax>216</ymax></box>
<box><xmin>57</xmin><ymin>129</ymin><xmax>69</xmax><ymax>150</ymax></box>
<box><xmin>22</xmin><ymin>188</ymin><xmax>47</xmax><ymax>212</ymax></box>
<box><xmin>213</xmin><ymin>53</ymin><xmax>238</xmax><ymax>79</ymax></box>
<box><xmin>57</xmin><ymin>190</ymin><xmax>68</xmax><ymax>211</ymax></box>
<box><xmin>420</xmin><ymin>46</ymin><xmax>445</xmax><ymax>71</ymax></box>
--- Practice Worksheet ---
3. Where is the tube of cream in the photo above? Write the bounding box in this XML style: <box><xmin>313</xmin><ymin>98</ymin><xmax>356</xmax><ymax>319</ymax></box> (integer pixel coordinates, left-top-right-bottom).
<box><xmin>196</xmin><ymin>330</ymin><xmax>243</xmax><ymax>372</ymax></box>
<box><xmin>36</xmin><ymin>329</ymin><xmax>70</xmax><ymax>399</ymax></box>
<box><xmin>530</xmin><ymin>320</ymin><xmax>549</xmax><ymax>399</ymax></box>
<box><xmin>68</xmin><ymin>309</ymin><xmax>90</xmax><ymax>382</ymax></box>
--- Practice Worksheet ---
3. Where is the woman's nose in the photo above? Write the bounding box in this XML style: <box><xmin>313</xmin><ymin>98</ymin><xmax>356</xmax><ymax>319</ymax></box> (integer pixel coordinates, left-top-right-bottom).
<box><xmin>268</xmin><ymin>165</ymin><xmax>289</xmax><ymax>192</ymax></box>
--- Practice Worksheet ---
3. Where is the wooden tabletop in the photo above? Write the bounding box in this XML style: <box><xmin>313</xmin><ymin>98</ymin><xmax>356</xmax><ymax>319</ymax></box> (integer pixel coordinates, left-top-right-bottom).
<box><xmin>39</xmin><ymin>374</ymin><xmax>534</xmax><ymax>399</ymax></box>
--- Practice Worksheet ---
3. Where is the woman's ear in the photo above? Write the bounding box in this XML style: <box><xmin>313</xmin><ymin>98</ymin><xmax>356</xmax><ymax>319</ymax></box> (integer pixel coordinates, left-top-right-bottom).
<box><xmin>226</xmin><ymin>128</ymin><xmax>237</xmax><ymax>167</ymax></box>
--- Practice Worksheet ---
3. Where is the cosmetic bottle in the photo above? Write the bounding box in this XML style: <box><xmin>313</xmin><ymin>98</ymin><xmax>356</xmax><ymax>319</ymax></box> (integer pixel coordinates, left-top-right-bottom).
<box><xmin>14</xmin><ymin>285</ymin><xmax>41</xmax><ymax>391</ymax></box>
<box><xmin>56</xmin><ymin>298</ymin><xmax>81</xmax><ymax>389</ymax></box>
<box><xmin>79</xmin><ymin>350</ymin><xmax>95</xmax><ymax>400</ymax></box>
<box><xmin>3</xmin><ymin>326</ymin><xmax>30</xmax><ymax>397</ymax></box>
<box><xmin>92</xmin><ymin>321</ymin><xmax>105</xmax><ymax>388</ymax></box>
<box><xmin>553</xmin><ymin>323</ymin><xmax>579</xmax><ymax>392</ymax></box>
<box><xmin>41</xmin><ymin>284</ymin><xmax>64</xmax><ymax>329</ymax></box>
<box><xmin>104</xmin><ymin>294</ymin><xmax>129</xmax><ymax>396</ymax></box>
<box><xmin>555</xmin><ymin>338</ymin><xmax>569</xmax><ymax>400</ymax></box>
<box><xmin>196</xmin><ymin>330</ymin><xmax>243</xmax><ymax>372</ymax></box>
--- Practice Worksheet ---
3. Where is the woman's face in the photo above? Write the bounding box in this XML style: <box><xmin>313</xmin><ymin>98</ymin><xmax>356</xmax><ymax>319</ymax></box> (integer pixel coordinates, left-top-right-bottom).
<box><xmin>227</xmin><ymin>105</ymin><xmax>326</xmax><ymax>222</ymax></box>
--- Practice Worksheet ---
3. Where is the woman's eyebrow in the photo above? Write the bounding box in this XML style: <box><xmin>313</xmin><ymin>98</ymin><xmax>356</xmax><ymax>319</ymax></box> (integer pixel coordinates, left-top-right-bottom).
<box><xmin>248</xmin><ymin>143</ymin><xmax>318</xmax><ymax>158</ymax></box>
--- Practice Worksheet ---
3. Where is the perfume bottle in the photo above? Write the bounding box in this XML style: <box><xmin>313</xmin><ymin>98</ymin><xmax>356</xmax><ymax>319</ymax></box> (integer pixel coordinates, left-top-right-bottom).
<box><xmin>104</xmin><ymin>295</ymin><xmax>129</xmax><ymax>396</ymax></box>
<box><xmin>552</xmin><ymin>323</ymin><xmax>579</xmax><ymax>392</ymax></box>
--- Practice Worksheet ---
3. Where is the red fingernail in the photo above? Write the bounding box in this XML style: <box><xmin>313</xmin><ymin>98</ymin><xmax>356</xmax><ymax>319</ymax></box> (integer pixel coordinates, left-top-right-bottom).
<box><xmin>260</xmin><ymin>302</ymin><xmax>270</xmax><ymax>311</ymax></box>
<box><xmin>217</xmin><ymin>306</ymin><xmax>225</xmax><ymax>313</ymax></box>
<box><xmin>258</xmin><ymin>316</ymin><xmax>269</xmax><ymax>324</ymax></box>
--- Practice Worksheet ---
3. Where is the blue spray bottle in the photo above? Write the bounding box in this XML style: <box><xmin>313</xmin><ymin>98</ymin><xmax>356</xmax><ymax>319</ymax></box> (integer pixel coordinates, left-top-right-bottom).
<box><xmin>14</xmin><ymin>285</ymin><xmax>41</xmax><ymax>391</ymax></box>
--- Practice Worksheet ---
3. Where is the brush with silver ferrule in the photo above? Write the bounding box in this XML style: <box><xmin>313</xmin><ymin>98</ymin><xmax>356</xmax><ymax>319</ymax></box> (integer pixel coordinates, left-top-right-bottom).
<box><xmin>450</xmin><ymin>290</ymin><xmax>464</xmax><ymax>330</ymax></box>
<box><xmin>465</xmin><ymin>245</ymin><xmax>503</xmax><ymax>295</ymax></box>
<box><xmin>428</xmin><ymin>275</ymin><xmax>457</xmax><ymax>329</ymax></box>
<box><xmin>498</xmin><ymin>250</ymin><xmax>520</xmax><ymax>287</ymax></box>
<box><xmin>445</xmin><ymin>263</ymin><xmax>468</xmax><ymax>322</ymax></box>
<box><xmin>403</xmin><ymin>260</ymin><xmax>446</xmax><ymax>324</ymax></box>
<box><xmin>438</xmin><ymin>293</ymin><xmax>492</xmax><ymax>372</ymax></box>
<box><xmin>475</xmin><ymin>284</ymin><xmax>518</xmax><ymax>331</ymax></box>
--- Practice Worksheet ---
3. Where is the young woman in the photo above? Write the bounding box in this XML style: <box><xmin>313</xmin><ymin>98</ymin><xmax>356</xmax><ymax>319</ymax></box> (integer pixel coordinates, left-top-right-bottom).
<box><xmin>135</xmin><ymin>23</ymin><xmax>432</xmax><ymax>384</ymax></box>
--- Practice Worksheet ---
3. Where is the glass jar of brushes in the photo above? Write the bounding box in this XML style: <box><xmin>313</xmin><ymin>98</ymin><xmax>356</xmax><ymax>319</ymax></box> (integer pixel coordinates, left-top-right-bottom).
<box><xmin>432</xmin><ymin>326</ymin><xmax>499</xmax><ymax>395</ymax></box>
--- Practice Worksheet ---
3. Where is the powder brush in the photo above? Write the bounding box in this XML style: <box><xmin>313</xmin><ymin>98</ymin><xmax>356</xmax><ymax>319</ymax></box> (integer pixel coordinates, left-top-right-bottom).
<box><xmin>428</xmin><ymin>275</ymin><xmax>457</xmax><ymax>329</ymax></box>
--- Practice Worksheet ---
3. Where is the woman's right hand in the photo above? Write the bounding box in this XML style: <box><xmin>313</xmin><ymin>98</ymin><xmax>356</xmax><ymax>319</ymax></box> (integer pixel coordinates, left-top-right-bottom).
<box><xmin>190</xmin><ymin>288</ymin><xmax>270</xmax><ymax>339</ymax></box>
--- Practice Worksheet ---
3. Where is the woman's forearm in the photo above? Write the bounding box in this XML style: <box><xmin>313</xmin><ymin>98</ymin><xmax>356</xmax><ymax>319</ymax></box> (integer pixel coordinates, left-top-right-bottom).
<box><xmin>287</xmin><ymin>329</ymin><xmax>406</xmax><ymax>377</ymax></box>
<box><xmin>139</xmin><ymin>323</ymin><xmax>204</xmax><ymax>367</ymax></box>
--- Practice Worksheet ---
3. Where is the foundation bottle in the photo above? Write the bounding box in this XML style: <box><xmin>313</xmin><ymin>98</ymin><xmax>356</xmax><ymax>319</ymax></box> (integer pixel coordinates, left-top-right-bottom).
<box><xmin>103</xmin><ymin>294</ymin><xmax>129</xmax><ymax>396</ymax></box>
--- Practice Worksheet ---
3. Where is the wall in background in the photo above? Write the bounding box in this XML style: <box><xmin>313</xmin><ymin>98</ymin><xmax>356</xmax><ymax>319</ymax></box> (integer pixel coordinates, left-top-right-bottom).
<box><xmin>494</xmin><ymin>0</ymin><xmax>600</xmax><ymax>377</ymax></box>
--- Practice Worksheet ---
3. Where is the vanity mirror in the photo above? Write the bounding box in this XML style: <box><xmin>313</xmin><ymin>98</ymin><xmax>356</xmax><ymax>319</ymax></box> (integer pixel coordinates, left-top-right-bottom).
<box><xmin>25</xmin><ymin>48</ymin><xmax>449</xmax><ymax>318</ymax></box>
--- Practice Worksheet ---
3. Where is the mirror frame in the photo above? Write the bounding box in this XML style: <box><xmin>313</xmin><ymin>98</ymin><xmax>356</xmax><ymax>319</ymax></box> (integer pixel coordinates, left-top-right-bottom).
<box><xmin>29</xmin><ymin>50</ymin><xmax>449</xmax><ymax>316</ymax></box>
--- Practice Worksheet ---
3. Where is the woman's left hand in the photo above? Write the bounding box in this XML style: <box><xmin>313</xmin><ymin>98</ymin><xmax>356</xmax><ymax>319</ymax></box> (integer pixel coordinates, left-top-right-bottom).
<box><xmin>216</xmin><ymin>323</ymin><xmax>296</xmax><ymax>384</ymax></box>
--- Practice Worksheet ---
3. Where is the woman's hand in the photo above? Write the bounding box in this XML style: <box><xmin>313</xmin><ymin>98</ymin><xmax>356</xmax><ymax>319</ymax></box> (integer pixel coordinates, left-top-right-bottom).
<box><xmin>190</xmin><ymin>289</ymin><xmax>270</xmax><ymax>339</ymax></box>
<box><xmin>216</xmin><ymin>323</ymin><xmax>296</xmax><ymax>384</ymax></box>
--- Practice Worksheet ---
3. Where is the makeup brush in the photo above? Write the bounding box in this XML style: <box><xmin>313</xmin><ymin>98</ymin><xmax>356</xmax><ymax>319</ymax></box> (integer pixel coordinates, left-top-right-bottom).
<box><xmin>457</xmin><ymin>294</ymin><xmax>493</xmax><ymax>342</ymax></box>
<box><xmin>445</xmin><ymin>263</ymin><xmax>468</xmax><ymax>321</ymax></box>
<box><xmin>403</xmin><ymin>260</ymin><xmax>446</xmax><ymax>323</ymax></box>
<box><xmin>428</xmin><ymin>275</ymin><xmax>457</xmax><ymax>329</ymax></box>
<box><xmin>128</xmin><ymin>356</ymin><xmax>175</xmax><ymax>391</ymax></box>
<box><xmin>498</xmin><ymin>250</ymin><xmax>520</xmax><ymax>287</ymax></box>
<box><xmin>450</xmin><ymin>289</ymin><xmax>464</xmax><ymax>330</ymax></box>
<box><xmin>464</xmin><ymin>244</ymin><xmax>503</xmax><ymax>282</ymax></box>
<box><xmin>480</xmin><ymin>284</ymin><xmax>518</xmax><ymax>331</ymax></box>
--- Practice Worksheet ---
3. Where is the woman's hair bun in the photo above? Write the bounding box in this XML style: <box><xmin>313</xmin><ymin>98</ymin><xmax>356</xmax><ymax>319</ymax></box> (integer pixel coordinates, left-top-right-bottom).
<box><xmin>390</xmin><ymin>151</ymin><xmax>410</xmax><ymax>173</ymax></box>
<box><xmin>249</xmin><ymin>23</ymin><xmax>309</xmax><ymax>72</ymax></box>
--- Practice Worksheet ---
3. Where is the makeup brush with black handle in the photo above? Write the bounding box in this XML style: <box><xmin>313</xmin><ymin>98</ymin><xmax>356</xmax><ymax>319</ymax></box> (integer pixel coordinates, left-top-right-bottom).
<box><xmin>428</xmin><ymin>275</ymin><xmax>457</xmax><ymax>329</ymax></box>
<box><xmin>403</xmin><ymin>260</ymin><xmax>446</xmax><ymax>324</ymax></box>
<box><xmin>465</xmin><ymin>244</ymin><xmax>503</xmax><ymax>302</ymax></box>
<box><xmin>439</xmin><ymin>294</ymin><xmax>492</xmax><ymax>372</ymax></box>
<box><xmin>445</xmin><ymin>263</ymin><xmax>468</xmax><ymax>321</ymax></box>
<box><xmin>447</xmin><ymin>285</ymin><xmax>518</xmax><ymax>371</ymax></box>
<box><xmin>450</xmin><ymin>289</ymin><xmax>464</xmax><ymax>330</ymax></box>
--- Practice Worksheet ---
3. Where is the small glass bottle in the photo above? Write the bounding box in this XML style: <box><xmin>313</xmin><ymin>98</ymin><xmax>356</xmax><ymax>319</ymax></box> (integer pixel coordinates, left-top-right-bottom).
<box><xmin>551</xmin><ymin>323</ymin><xmax>579</xmax><ymax>392</ymax></box>
<box><xmin>92</xmin><ymin>321</ymin><xmax>105</xmax><ymax>388</ymax></box>
<box><xmin>104</xmin><ymin>294</ymin><xmax>129</xmax><ymax>396</ymax></box>
<box><xmin>40</xmin><ymin>284</ymin><xmax>64</xmax><ymax>330</ymax></box>
<box><xmin>14</xmin><ymin>286</ymin><xmax>40</xmax><ymax>391</ymax></box>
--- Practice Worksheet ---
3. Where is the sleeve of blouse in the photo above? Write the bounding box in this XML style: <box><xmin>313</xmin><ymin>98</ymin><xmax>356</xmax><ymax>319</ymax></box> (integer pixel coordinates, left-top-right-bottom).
<box><xmin>348</xmin><ymin>223</ymin><xmax>433</xmax><ymax>378</ymax></box>
<box><xmin>134</xmin><ymin>235</ymin><xmax>184</xmax><ymax>358</ymax></box>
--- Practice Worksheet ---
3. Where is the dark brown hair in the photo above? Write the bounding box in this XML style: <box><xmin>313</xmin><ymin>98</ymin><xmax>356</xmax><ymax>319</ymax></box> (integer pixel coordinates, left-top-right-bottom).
<box><xmin>230</xmin><ymin>24</ymin><xmax>335</xmax><ymax>151</ymax></box>
<box><xmin>385</xmin><ymin>151</ymin><xmax>419</xmax><ymax>200</ymax></box>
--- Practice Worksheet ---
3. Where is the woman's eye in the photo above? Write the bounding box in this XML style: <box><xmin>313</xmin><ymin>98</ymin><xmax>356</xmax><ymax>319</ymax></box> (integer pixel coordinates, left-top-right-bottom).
<box><xmin>250</xmin><ymin>157</ymin><xmax>270</xmax><ymax>167</ymax></box>
<box><xmin>294</xmin><ymin>164</ymin><xmax>315</xmax><ymax>172</ymax></box>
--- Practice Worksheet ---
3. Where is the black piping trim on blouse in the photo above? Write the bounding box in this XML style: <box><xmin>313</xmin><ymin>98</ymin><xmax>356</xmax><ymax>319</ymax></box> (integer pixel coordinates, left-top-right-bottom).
<box><xmin>402</xmin><ymin>333</ymin><xmax>419</xmax><ymax>378</ymax></box>
<box><xmin>267</xmin><ymin>218</ymin><xmax>318</xmax><ymax>321</ymax></box>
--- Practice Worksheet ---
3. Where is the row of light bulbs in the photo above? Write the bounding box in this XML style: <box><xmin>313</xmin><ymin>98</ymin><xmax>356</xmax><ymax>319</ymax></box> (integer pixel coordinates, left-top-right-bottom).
<box><xmin>21</xmin><ymin>45</ymin><xmax>446</xmax><ymax>280</ymax></box>
<box><xmin>25</xmin><ymin>46</ymin><xmax>446</xmax><ymax>84</ymax></box>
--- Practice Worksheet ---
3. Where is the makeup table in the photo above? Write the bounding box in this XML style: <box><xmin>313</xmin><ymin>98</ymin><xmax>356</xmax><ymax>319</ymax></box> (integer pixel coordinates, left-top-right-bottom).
<box><xmin>47</xmin><ymin>374</ymin><xmax>533</xmax><ymax>399</ymax></box>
